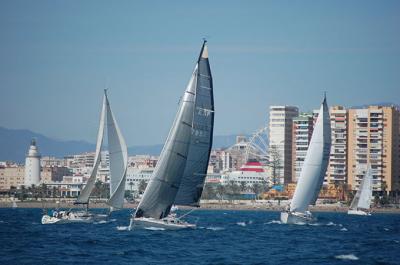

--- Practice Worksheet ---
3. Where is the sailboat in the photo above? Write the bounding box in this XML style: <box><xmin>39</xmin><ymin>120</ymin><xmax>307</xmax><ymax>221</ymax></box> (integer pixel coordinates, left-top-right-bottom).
<box><xmin>280</xmin><ymin>96</ymin><xmax>331</xmax><ymax>224</ymax></box>
<box><xmin>41</xmin><ymin>90</ymin><xmax>128</xmax><ymax>224</ymax></box>
<box><xmin>129</xmin><ymin>40</ymin><xmax>214</xmax><ymax>230</ymax></box>
<box><xmin>12</xmin><ymin>198</ymin><xmax>18</xmax><ymax>209</ymax></box>
<box><xmin>348</xmin><ymin>165</ymin><xmax>373</xmax><ymax>216</ymax></box>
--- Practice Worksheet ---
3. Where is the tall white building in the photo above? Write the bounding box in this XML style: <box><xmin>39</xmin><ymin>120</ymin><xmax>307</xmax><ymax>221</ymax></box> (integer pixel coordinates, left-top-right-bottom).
<box><xmin>292</xmin><ymin>113</ymin><xmax>314</xmax><ymax>182</ymax></box>
<box><xmin>268</xmin><ymin>106</ymin><xmax>298</xmax><ymax>184</ymax></box>
<box><xmin>24</xmin><ymin>139</ymin><xmax>41</xmax><ymax>186</ymax></box>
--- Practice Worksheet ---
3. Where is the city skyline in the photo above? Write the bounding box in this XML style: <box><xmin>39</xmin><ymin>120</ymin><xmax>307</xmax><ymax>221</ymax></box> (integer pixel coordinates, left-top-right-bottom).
<box><xmin>1</xmin><ymin>1</ymin><xmax>399</xmax><ymax>145</ymax></box>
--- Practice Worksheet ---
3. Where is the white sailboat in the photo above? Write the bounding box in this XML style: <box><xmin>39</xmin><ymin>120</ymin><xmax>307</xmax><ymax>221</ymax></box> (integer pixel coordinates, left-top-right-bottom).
<box><xmin>129</xmin><ymin>41</ymin><xmax>214</xmax><ymax>230</ymax></box>
<box><xmin>348</xmin><ymin>165</ymin><xmax>373</xmax><ymax>216</ymax></box>
<box><xmin>41</xmin><ymin>90</ymin><xmax>128</xmax><ymax>224</ymax></box>
<box><xmin>280</xmin><ymin>96</ymin><xmax>331</xmax><ymax>224</ymax></box>
<box><xmin>12</xmin><ymin>198</ymin><xmax>17</xmax><ymax>209</ymax></box>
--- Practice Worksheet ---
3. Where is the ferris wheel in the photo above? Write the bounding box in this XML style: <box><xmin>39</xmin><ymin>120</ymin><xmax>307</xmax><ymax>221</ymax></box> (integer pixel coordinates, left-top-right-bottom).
<box><xmin>245</xmin><ymin>126</ymin><xmax>269</xmax><ymax>165</ymax></box>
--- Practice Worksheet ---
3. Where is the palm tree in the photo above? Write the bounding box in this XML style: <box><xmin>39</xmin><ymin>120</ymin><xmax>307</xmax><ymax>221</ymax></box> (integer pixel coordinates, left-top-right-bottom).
<box><xmin>138</xmin><ymin>180</ymin><xmax>147</xmax><ymax>195</ymax></box>
<box><xmin>216</xmin><ymin>184</ymin><xmax>225</xmax><ymax>201</ymax></box>
<box><xmin>239</xmin><ymin>181</ymin><xmax>247</xmax><ymax>193</ymax></box>
<box><xmin>251</xmin><ymin>183</ymin><xmax>262</xmax><ymax>200</ymax></box>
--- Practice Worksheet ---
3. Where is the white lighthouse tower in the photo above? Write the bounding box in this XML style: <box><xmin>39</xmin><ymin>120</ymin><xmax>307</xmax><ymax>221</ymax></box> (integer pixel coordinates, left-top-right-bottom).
<box><xmin>24</xmin><ymin>139</ymin><xmax>41</xmax><ymax>187</ymax></box>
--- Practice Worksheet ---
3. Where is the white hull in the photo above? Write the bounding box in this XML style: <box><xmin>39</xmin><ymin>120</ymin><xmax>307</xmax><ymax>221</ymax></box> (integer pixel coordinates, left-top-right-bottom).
<box><xmin>41</xmin><ymin>211</ymin><xmax>94</xmax><ymax>225</ymax></box>
<box><xmin>129</xmin><ymin>216</ymin><xmax>196</xmax><ymax>230</ymax></box>
<box><xmin>280</xmin><ymin>211</ymin><xmax>316</xmax><ymax>224</ymax></box>
<box><xmin>347</xmin><ymin>209</ymin><xmax>371</xmax><ymax>216</ymax></box>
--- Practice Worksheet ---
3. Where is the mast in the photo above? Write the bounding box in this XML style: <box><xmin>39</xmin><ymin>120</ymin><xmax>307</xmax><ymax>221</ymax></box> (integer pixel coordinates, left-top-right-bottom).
<box><xmin>290</xmin><ymin>96</ymin><xmax>331</xmax><ymax>213</ymax></box>
<box><xmin>174</xmin><ymin>40</ymin><xmax>214</xmax><ymax>206</ymax></box>
<box><xmin>105</xmin><ymin>91</ymin><xmax>128</xmax><ymax>210</ymax></box>
<box><xmin>75</xmin><ymin>93</ymin><xmax>106</xmax><ymax>204</ymax></box>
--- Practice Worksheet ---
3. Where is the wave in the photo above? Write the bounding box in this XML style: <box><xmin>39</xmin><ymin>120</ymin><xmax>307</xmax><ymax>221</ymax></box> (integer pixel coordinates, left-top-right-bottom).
<box><xmin>265</xmin><ymin>220</ymin><xmax>282</xmax><ymax>225</ymax></box>
<box><xmin>144</xmin><ymin>227</ymin><xmax>165</xmax><ymax>231</ymax></box>
<box><xmin>335</xmin><ymin>254</ymin><xmax>359</xmax><ymax>261</ymax></box>
<box><xmin>116</xmin><ymin>226</ymin><xmax>129</xmax><ymax>231</ymax></box>
<box><xmin>205</xmin><ymin>226</ymin><xmax>225</xmax><ymax>231</ymax></box>
<box><xmin>340</xmin><ymin>227</ymin><xmax>348</xmax><ymax>231</ymax></box>
<box><xmin>94</xmin><ymin>220</ymin><xmax>109</xmax><ymax>225</ymax></box>
<box><xmin>236</xmin><ymin>222</ymin><xmax>246</xmax><ymax>227</ymax></box>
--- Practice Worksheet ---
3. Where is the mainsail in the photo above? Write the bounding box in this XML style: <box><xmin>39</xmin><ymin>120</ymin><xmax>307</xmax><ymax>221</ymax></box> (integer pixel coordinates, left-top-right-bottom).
<box><xmin>350</xmin><ymin>165</ymin><xmax>373</xmax><ymax>210</ymax></box>
<box><xmin>105</xmin><ymin>92</ymin><xmax>128</xmax><ymax>210</ymax></box>
<box><xmin>290</xmin><ymin>96</ymin><xmax>331</xmax><ymax>213</ymax></box>
<box><xmin>75</xmin><ymin>95</ymin><xmax>106</xmax><ymax>204</ymax></box>
<box><xmin>76</xmin><ymin>91</ymin><xmax>127</xmax><ymax>209</ymax></box>
<box><xmin>135</xmin><ymin>42</ymin><xmax>211</xmax><ymax>219</ymax></box>
<box><xmin>174</xmin><ymin>43</ymin><xmax>214</xmax><ymax>206</ymax></box>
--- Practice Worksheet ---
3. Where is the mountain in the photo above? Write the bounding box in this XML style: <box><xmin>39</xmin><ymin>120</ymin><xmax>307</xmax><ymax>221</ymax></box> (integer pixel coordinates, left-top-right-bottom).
<box><xmin>0</xmin><ymin>127</ymin><xmax>95</xmax><ymax>163</ymax></box>
<box><xmin>0</xmin><ymin>127</ymin><xmax>243</xmax><ymax>163</ymax></box>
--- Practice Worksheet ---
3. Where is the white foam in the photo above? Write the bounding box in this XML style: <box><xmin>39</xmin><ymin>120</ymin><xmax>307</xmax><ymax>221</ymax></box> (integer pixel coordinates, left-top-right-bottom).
<box><xmin>236</xmin><ymin>222</ymin><xmax>246</xmax><ymax>227</ymax></box>
<box><xmin>144</xmin><ymin>227</ymin><xmax>165</xmax><ymax>231</ymax></box>
<box><xmin>340</xmin><ymin>227</ymin><xmax>348</xmax><ymax>231</ymax></box>
<box><xmin>265</xmin><ymin>220</ymin><xmax>282</xmax><ymax>225</ymax></box>
<box><xmin>383</xmin><ymin>228</ymin><xmax>390</xmax><ymax>231</ymax></box>
<box><xmin>94</xmin><ymin>220</ymin><xmax>108</xmax><ymax>224</ymax></box>
<box><xmin>206</xmin><ymin>226</ymin><xmax>225</xmax><ymax>231</ymax></box>
<box><xmin>116</xmin><ymin>226</ymin><xmax>129</xmax><ymax>231</ymax></box>
<box><xmin>335</xmin><ymin>254</ymin><xmax>359</xmax><ymax>261</ymax></box>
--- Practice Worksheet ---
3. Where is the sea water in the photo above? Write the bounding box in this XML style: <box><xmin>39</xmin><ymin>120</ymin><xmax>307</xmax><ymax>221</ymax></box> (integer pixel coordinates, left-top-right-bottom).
<box><xmin>0</xmin><ymin>208</ymin><xmax>399</xmax><ymax>264</ymax></box>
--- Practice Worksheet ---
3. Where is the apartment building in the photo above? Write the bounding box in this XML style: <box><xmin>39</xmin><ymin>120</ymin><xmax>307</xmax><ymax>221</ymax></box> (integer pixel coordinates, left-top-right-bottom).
<box><xmin>291</xmin><ymin>113</ymin><xmax>314</xmax><ymax>182</ymax></box>
<box><xmin>269</xmin><ymin>105</ymin><xmax>299</xmax><ymax>184</ymax></box>
<box><xmin>347</xmin><ymin>106</ymin><xmax>400</xmax><ymax>194</ymax></box>
<box><xmin>326</xmin><ymin>106</ymin><xmax>348</xmax><ymax>184</ymax></box>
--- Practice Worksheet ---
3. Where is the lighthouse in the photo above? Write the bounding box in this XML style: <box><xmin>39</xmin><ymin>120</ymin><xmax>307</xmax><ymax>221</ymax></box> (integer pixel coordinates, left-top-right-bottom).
<box><xmin>24</xmin><ymin>139</ymin><xmax>41</xmax><ymax>187</ymax></box>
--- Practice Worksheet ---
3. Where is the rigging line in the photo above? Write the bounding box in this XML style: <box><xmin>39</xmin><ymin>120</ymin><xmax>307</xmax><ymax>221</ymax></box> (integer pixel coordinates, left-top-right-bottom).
<box><xmin>177</xmin><ymin>208</ymin><xmax>196</xmax><ymax>220</ymax></box>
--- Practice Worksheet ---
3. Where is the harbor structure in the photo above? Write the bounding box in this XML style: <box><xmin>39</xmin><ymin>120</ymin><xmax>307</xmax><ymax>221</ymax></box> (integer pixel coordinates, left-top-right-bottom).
<box><xmin>24</xmin><ymin>139</ymin><xmax>41</xmax><ymax>187</ymax></box>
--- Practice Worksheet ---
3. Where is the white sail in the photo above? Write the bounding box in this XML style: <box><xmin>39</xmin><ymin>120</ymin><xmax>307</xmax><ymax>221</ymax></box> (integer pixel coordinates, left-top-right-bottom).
<box><xmin>105</xmin><ymin>92</ymin><xmax>128</xmax><ymax>209</ymax></box>
<box><xmin>290</xmin><ymin>97</ymin><xmax>331</xmax><ymax>213</ymax></box>
<box><xmin>350</xmin><ymin>165</ymin><xmax>373</xmax><ymax>210</ymax></box>
<box><xmin>76</xmin><ymin>95</ymin><xmax>106</xmax><ymax>204</ymax></box>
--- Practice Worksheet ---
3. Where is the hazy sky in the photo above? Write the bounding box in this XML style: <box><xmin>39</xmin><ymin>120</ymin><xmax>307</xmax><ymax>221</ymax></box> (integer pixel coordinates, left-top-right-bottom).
<box><xmin>0</xmin><ymin>0</ymin><xmax>399</xmax><ymax>145</ymax></box>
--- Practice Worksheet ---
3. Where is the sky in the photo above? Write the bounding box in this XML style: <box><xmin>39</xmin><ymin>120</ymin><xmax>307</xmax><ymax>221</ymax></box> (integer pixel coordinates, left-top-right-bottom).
<box><xmin>0</xmin><ymin>0</ymin><xmax>399</xmax><ymax>145</ymax></box>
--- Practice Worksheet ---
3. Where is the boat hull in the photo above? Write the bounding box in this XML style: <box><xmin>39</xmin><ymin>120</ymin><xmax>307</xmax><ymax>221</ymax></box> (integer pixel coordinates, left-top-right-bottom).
<box><xmin>347</xmin><ymin>209</ymin><xmax>371</xmax><ymax>216</ymax></box>
<box><xmin>130</xmin><ymin>217</ymin><xmax>196</xmax><ymax>230</ymax></box>
<box><xmin>41</xmin><ymin>211</ymin><xmax>94</xmax><ymax>224</ymax></box>
<box><xmin>280</xmin><ymin>211</ymin><xmax>315</xmax><ymax>224</ymax></box>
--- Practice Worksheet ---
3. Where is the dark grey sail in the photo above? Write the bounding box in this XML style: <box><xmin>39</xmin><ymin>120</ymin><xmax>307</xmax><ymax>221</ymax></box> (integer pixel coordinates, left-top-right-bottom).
<box><xmin>134</xmin><ymin>46</ymin><xmax>205</xmax><ymax>219</ymax></box>
<box><xmin>174</xmin><ymin>42</ymin><xmax>214</xmax><ymax>206</ymax></box>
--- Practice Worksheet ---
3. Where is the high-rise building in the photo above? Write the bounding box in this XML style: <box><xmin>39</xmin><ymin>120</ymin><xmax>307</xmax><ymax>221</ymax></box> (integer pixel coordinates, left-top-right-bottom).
<box><xmin>291</xmin><ymin>113</ymin><xmax>314</xmax><ymax>182</ymax></box>
<box><xmin>269</xmin><ymin>105</ymin><xmax>299</xmax><ymax>184</ymax></box>
<box><xmin>347</xmin><ymin>106</ymin><xmax>400</xmax><ymax>194</ymax></box>
<box><xmin>24</xmin><ymin>139</ymin><xmax>41</xmax><ymax>187</ymax></box>
<box><xmin>326</xmin><ymin>106</ymin><xmax>348</xmax><ymax>184</ymax></box>
<box><xmin>0</xmin><ymin>164</ymin><xmax>25</xmax><ymax>190</ymax></box>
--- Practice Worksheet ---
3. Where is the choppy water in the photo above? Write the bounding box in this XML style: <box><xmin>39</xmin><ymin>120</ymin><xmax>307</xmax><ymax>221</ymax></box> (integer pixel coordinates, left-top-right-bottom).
<box><xmin>0</xmin><ymin>208</ymin><xmax>399</xmax><ymax>265</ymax></box>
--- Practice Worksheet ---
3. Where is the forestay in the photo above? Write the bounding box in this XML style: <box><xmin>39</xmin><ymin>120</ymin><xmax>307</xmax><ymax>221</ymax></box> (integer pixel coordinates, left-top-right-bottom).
<box><xmin>75</xmin><ymin>95</ymin><xmax>106</xmax><ymax>204</ymax></box>
<box><xmin>290</xmin><ymin>97</ymin><xmax>331</xmax><ymax>213</ymax></box>
<box><xmin>134</xmin><ymin>61</ymin><xmax>197</xmax><ymax>219</ymax></box>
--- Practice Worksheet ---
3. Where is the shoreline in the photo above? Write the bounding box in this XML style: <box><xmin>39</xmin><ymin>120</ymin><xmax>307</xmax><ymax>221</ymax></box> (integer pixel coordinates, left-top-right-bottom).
<box><xmin>1</xmin><ymin>201</ymin><xmax>400</xmax><ymax>214</ymax></box>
